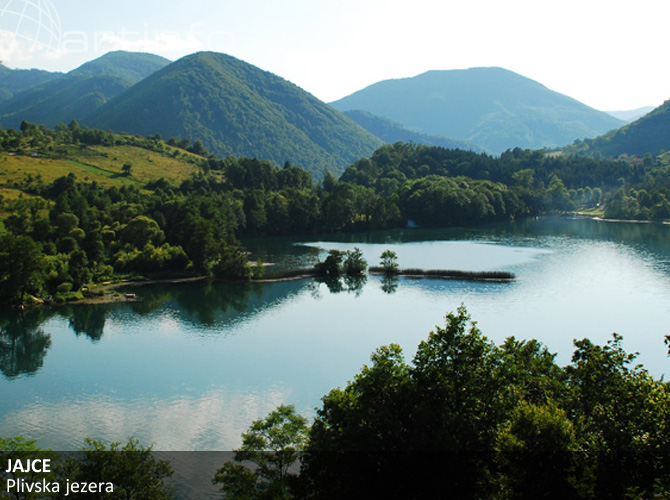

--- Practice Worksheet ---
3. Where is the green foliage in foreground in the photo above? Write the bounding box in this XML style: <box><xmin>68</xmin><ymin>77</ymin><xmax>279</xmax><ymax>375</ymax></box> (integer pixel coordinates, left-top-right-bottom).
<box><xmin>300</xmin><ymin>306</ymin><xmax>670</xmax><ymax>499</ymax></box>
<box><xmin>213</xmin><ymin>307</ymin><xmax>670</xmax><ymax>499</ymax></box>
<box><xmin>213</xmin><ymin>405</ymin><xmax>309</xmax><ymax>499</ymax></box>
<box><xmin>0</xmin><ymin>437</ymin><xmax>174</xmax><ymax>500</ymax></box>
<box><xmin>202</xmin><ymin>307</ymin><xmax>670</xmax><ymax>498</ymax></box>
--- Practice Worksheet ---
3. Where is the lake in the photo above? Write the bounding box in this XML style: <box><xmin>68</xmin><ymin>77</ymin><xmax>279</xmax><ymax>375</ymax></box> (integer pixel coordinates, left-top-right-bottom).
<box><xmin>1</xmin><ymin>216</ymin><xmax>670</xmax><ymax>452</ymax></box>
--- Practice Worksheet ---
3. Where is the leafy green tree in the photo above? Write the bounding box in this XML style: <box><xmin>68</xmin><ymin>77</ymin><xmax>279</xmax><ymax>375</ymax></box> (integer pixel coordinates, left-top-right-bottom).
<box><xmin>379</xmin><ymin>250</ymin><xmax>399</xmax><ymax>274</ymax></box>
<box><xmin>567</xmin><ymin>335</ymin><xmax>670</xmax><ymax>498</ymax></box>
<box><xmin>211</xmin><ymin>245</ymin><xmax>252</xmax><ymax>281</ymax></box>
<box><xmin>68</xmin><ymin>249</ymin><xmax>92</xmax><ymax>290</ymax></box>
<box><xmin>342</xmin><ymin>248</ymin><xmax>367</xmax><ymax>276</ymax></box>
<box><xmin>121</xmin><ymin>216</ymin><xmax>165</xmax><ymax>249</ymax></box>
<box><xmin>63</xmin><ymin>437</ymin><xmax>174</xmax><ymax>500</ymax></box>
<box><xmin>0</xmin><ymin>436</ymin><xmax>56</xmax><ymax>500</ymax></box>
<box><xmin>314</xmin><ymin>250</ymin><xmax>344</xmax><ymax>278</ymax></box>
<box><xmin>495</xmin><ymin>400</ymin><xmax>578</xmax><ymax>499</ymax></box>
<box><xmin>0</xmin><ymin>234</ymin><xmax>45</xmax><ymax>303</ymax></box>
<box><xmin>213</xmin><ymin>405</ymin><xmax>309</xmax><ymax>499</ymax></box>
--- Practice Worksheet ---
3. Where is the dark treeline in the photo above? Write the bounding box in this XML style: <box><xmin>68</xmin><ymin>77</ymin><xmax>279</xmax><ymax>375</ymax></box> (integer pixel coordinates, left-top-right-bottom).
<box><xmin>3</xmin><ymin>125</ymin><xmax>670</xmax><ymax>304</ymax></box>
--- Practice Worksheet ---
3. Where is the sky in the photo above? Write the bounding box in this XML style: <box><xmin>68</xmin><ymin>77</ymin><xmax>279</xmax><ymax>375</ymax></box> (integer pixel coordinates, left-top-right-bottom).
<box><xmin>0</xmin><ymin>0</ymin><xmax>668</xmax><ymax>111</ymax></box>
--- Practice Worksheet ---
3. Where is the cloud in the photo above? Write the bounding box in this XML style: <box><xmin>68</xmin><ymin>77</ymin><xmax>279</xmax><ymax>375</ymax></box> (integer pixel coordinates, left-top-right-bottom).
<box><xmin>0</xmin><ymin>31</ymin><xmax>54</xmax><ymax>63</ymax></box>
<box><xmin>88</xmin><ymin>26</ymin><xmax>235</xmax><ymax>58</ymax></box>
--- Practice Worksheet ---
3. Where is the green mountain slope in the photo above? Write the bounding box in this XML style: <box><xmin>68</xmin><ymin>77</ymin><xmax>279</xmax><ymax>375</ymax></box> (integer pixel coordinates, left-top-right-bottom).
<box><xmin>0</xmin><ymin>64</ymin><xmax>61</xmax><ymax>105</ymax></box>
<box><xmin>87</xmin><ymin>51</ymin><xmax>382</xmax><ymax>177</ymax></box>
<box><xmin>343</xmin><ymin>109</ymin><xmax>483</xmax><ymax>152</ymax></box>
<box><xmin>331</xmin><ymin>67</ymin><xmax>625</xmax><ymax>154</ymax></box>
<box><xmin>568</xmin><ymin>100</ymin><xmax>670</xmax><ymax>157</ymax></box>
<box><xmin>0</xmin><ymin>51</ymin><xmax>170</xmax><ymax>128</ymax></box>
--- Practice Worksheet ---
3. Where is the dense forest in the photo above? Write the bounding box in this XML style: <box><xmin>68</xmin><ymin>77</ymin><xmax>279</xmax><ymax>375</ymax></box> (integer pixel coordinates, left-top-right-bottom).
<box><xmin>2</xmin><ymin>123</ymin><xmax>670</xmax><ymax>306</ymax></box>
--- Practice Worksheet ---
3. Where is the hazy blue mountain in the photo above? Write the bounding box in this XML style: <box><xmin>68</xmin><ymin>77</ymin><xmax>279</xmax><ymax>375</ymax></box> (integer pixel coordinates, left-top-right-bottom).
<box><xmin>343</xmin><ymin>109</ymin><xmax>484</xmax><ymax>152</ymax></box>
<box><xmin>0</xmin><ymin>51</ymin><xmax>170</xmax><ymax>128</ymax></box>
<box><xmin>568</xmin><ymin>100</ymin><xmax>670</xmax><ymax>157</ymax></box>
<box><xmin>0</xmin><ymin>64</ymin><xmax>61</xmax><ymax>105</ymax></box>
<box><xmin>331</xmin><ymin>67</ymin><xmax>625</xmax><ymax>154</ymax></box>
<box><xmin>88</xmin><ymin>51</ymin><xmax>383</xmax><ymax>177</ymax></box>
<box><xmin>605</xmin><ymin>106</ymin><xmax>655</xmax><ymax>122</ymax></box>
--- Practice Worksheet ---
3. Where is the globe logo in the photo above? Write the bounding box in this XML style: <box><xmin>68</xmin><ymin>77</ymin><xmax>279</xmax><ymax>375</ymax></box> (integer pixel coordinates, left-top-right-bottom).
<box><xmin>0</xmin><ymin>0</ymin><xmax>61</xmax><ymax>54</ymax></box>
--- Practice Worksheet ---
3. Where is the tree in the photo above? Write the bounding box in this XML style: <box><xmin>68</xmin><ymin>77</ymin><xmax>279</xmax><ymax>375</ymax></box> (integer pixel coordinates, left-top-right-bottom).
<box><xmin>122</xmin><ymin>163</ymin><xmax>133</xmax><ymax>176</ymax></box>
<box><xmin>213</xmin><ymin>405</ymin><xmax>309</xmax><ymax>499</ymax></box>
<box><xmin>211</xmin><ymin>245</ymin><xmax>252</xmax><ymax>280</ymax></box>
<box><xmin>379</xmin><ymin>250</ymin><xmax>399</xmax><ymax>274</ymax></box>
<box><xmin>0</xmin><ymin>234</ymin><xmax>45</xmax><ymax>303</ymax></box>
<box><xmin>121</xmin><ymin>216</ymin><xmax>165</xmax><ymax>249</ymax></box>
<box><xmin>314</xmin><ymin>250</ymin><xmax>344</xmax><ymax>278</ymax></box>
<box><xmin>495</xmin><ymin>400</ymin><xmax>578</xmax><ymax>499</ymax></box>
<box><xmin>63</xmin><ymin>437</ymin><xmax>175</xmax><ymax>500</ymax></box>
<box><xmin>0</xmin><ymin>436</ymin><xmax>56</xmax><ymax>499</ymax></box>
<box><xmin>342</xmin><ymin>247</ymin><xmax>367</xmax><ymax>276</ymax></box>
<box><xmin>566</xmin><ymin>335</ymin><xmax>670</xmax><ymax>497</ymax></box>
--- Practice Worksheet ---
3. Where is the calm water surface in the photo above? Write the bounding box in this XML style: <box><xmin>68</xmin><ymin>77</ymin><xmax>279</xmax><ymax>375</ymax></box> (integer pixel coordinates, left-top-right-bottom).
<box><xmin>1</xmin><ymin>217</ymin><xmax>670</xmax><ymax>451</ymax></box>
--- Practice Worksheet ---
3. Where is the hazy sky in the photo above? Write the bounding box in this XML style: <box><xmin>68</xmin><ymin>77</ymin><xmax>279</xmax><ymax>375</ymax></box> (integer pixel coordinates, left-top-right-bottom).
<box><xmin>1</xmin><ymin>0</ymin><xmax>668</xmax><ymax>111</ymax></box>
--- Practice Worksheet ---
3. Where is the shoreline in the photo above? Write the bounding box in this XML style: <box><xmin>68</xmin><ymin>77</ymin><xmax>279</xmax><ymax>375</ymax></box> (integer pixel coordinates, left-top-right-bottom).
<box><xmin>7</xmin><ymin>267</ymin><xmax>516</xmax><ymax>310</ymax></box>
<box><xmin>573</xmin><ymin>213</ymin><xmax>670</xmax><ymax>225</ymax></box>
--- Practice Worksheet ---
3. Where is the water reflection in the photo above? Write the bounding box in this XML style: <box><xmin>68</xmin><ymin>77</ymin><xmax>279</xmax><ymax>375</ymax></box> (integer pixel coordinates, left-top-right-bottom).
<box><xmin>124</xmin><ymin>281</ymin><xmax>270</xmax><ymax>326</ymax></box>
<box><xmin>0</xmin><ymin>279</ymin><xmax>313</xmax><ymax>378</ymax></box>
<box><xmin>0</xmin><ymin>310</ymin><xmax>52</xmax><ymax>379</ymax></box>
<box><xmin>314</xmin><ymin>275</ymin><xmax>367</xmax><ymax>296</ymax></box>
<box><xmin>380</xmin><ymin>275</ymin><xmax>399</xmax><ymax>294</ymax></box>
<box><xmin>67</xmin><ymin>306</ymin><xmax>106</xmax><ymax>341</ymax></box>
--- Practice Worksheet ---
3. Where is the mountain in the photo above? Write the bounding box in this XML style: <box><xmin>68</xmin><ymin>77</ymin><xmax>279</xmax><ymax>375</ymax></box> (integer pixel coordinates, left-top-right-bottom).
<box><xmin>343</xmin><ymin>109</ymin><xmax>484</xmax><ymax>152</ymax></box>
<box><xmin>0</xmin><ymin>51</ymin><xmax>170</xmax><ymax>128</ymax></box>
<box><xmin>605</xmin><ymin>106</ymin><xmax>655</xmax><ymax>122</ymax></box>
<box><xmin>0</xmin><ymin>64</ymin><xmax>61</xmax><ymax>105</ymax></box>
<box><xmin>87</xmin><ymin>51</ymin><xmax>383</xmax><ymax>177</ymax></box>
<box><xmin>330</xmin><ymin>67</ymin><xmax>625</xmax><ymax>154</ymax></box>
<box><xmin>568</xmin><ymin>100</ymin><xmax>670</xmax><ymax>157</ymax></box>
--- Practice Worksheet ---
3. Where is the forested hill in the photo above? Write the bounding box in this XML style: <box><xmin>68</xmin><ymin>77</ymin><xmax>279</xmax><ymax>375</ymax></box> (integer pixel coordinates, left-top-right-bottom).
<box><xmin>0</xmin><ymin>51</ymin><xmax>171</xmax><ymax>129</ymax></box>
<box><xmin>0</xmin><ymin>64</ymin><xmax>61</xmax><ymax>106</ymax></box>
<box><xmin>568</xmin><ymin>100</ymin><xmax>670</xmax><ymax>158</ymax></box>
<box><xmin>330</xmin><ymin>67</ymin><xmax>624</xmax><ymax>154</ymax></box>
<box><xmin>87</xmin><ymin>51</ymin><xmax>382</xmax><ymax>178</ymax></box>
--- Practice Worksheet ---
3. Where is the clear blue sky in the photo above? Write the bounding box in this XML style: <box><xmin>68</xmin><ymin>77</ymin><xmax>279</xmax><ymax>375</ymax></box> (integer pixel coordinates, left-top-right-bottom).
<box><xmin>1</xmin><ymin>0</ymin><xmax>668</xmax><ymax>111</ymax></box>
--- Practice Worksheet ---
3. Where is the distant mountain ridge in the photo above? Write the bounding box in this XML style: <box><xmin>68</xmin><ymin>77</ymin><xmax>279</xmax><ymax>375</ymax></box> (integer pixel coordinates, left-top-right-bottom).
<box><xmin>0</xmin><ymin>51</ymin><xmax>170</xmax><ymax>128</ymax></box>
<box><xmin>87</xmin><ymin>51</ymin><xmax>382</xmax><ymax>177</ymax></box>
<box><xmin>343</xmin><ymin>109</ymin><xmax>484</xmax><ymax>152</ymax></box>
<box><xmin>331</xmin><ymin>67</ymin><xmax>625</xmax><ymax>153</ymax></box>
<box><xmin>605</xmin><ymin>106</ymin><xmax>655</xmax><ymax>122</ymax></box>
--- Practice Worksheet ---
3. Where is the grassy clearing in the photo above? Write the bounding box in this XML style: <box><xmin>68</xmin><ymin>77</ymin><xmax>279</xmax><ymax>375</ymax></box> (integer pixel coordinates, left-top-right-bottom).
<box><xmin>71</xmin><ymin>145</ymin><xmax>203</xmax><ymax>185</ymax></box>
<box><xmin>576</xmin><ymin>206</ymin><xmax>605</xmax><ymax>218</ymax></box>
<box><xmin>0</xmin><ymin>143</ymin><xmax>208</xmax><ymax>191</ymax></box>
